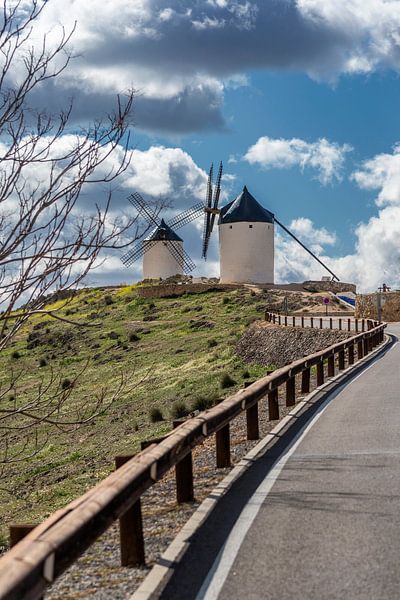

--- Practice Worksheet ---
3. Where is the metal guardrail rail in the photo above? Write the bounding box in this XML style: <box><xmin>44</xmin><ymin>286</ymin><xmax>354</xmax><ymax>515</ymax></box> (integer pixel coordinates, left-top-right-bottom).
<box><xmin>0</xmin><ymin>316</ymin><xmax>387</xmax><ymax>600</ymax></box>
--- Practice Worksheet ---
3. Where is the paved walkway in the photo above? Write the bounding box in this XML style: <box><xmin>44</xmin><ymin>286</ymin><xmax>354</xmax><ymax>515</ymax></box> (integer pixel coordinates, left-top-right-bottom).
<box><xmin>160</xmin><ymin>324</ymin><xmax>400</xmax><ymax>600</ymax></box>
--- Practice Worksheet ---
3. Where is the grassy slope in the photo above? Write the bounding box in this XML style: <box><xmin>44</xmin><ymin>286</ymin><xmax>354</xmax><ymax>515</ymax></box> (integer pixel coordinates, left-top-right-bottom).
<box><xmin>0</xmin><ymin>285</ymin><xmax>270</xmax><ymax>548</ymax></box>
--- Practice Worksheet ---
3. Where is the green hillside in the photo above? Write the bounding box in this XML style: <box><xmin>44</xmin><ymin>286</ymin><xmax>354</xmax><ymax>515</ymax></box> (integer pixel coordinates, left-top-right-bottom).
<box><xmin>0</xmin><ymin>284</ymin><xmax>269</xmax><ymax>548</ymax></box>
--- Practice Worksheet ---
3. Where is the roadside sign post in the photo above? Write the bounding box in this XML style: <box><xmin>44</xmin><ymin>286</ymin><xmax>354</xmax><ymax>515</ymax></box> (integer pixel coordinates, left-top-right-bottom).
<box><xmin>323</xmin><ymin>297</ymin><xmax>330</xmax><ymax>316</ymax></box>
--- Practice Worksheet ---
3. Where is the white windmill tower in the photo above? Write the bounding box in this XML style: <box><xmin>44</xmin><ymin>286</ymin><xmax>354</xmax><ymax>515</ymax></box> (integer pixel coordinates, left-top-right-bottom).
<box><xmin>218</xmin><ymin>186</ymin><xmax>275</xmax><ymax>284</ymax></box>
<box><xmin>201</xmin><ymin>184</ymin><xmax>340</xmax><ymax>284</ymax></box>
<box><xmin>142</xmin><ymin>219</ymin><xmax>185</xmax><ymax>279</ymax></box>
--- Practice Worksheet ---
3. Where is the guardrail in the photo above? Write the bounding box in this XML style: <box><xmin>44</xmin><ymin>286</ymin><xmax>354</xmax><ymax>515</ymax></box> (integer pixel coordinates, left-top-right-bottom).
<box><xmin>0</xmin><ymin>316</ymin><xmax>387</xmax><ymax>600</ymax></box>
<box><xmin>265</xmin><ymin>312</ymin><xmax>376</xmax><ymax>333</ymax></box>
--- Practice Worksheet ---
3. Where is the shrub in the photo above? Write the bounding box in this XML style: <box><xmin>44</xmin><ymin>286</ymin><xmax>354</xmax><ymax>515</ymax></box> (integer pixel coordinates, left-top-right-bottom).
<box><xmin>222</xmin><ymin>296</ymin><xmax>230</xmax><ymax>305</ymax></box>
<box><xmin>39</xmin><ymin>358</ymin><xmax>47</xmax><ymax>367</ymax></box>
<box><xmin>192</xmin><ymin>396</ymin><xmax>213</xmax><ymax>412</ymax></box>
<box><xmin>11</xmin><ymin>351</ymin><xmax>20</xmax><ymax>359</ymax></box>
<box><xmin>207</xmin><ymin>338</ymin><xmax>218</xmax><ymax>348</ymax></box>
<box><xmin>104</xmin><ymin>295</ymin><xmax>113</xmax><ymax>305</ymax></box>
<box><xmin>61</xmin><ymin>378</ymin><xmax>72</xmax><ymax>390</ymax></box>
<box><xmin>220</xmin><ymin>372</ymin><xmax>236</xmax><ymax>389</ymax></box>
<box><xmin>129</xmin><ymin>332</ymin><xmax>140</xmax><ymax>342</ymax></box>
<box><xmin>149</xmin><ymin>407</ymin><xmax>164</xmax><ymax>423</ymax></box>
<box><xmin>242</xmin><ymin>369</ymin><xmax>251</xmax><ymax>379</ymax></box>
<box><xmin>170</xmin><ymin>400</ymin><xmax>189</xmax><ymax>420</ymax></box>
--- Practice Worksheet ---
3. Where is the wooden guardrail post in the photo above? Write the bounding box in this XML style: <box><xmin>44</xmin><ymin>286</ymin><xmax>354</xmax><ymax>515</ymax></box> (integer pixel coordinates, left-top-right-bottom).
<box><xmin>286</xmin><ymin>376</ymin><xmax>296</xmax><ymax>407</ymax></box>
<box><xmin>329</xmin><ymin>317</ymin><xmax>333</xmax><ymax>329</ymax></box>
<box><xmin>246</xmin><ymin>402</ymin><xmax>259</xmax><ymax>440</ymax></box>
<box><xmin>362</xmin><ymin>319</ymin><xmax>365</xmax><ymax>332</ymax></box>
<box><xmin>327</xmin><ymin>354</ymin><xmax>335</xmax><ymax>377</ymax></box>
<box><xmin>216</xmin><ymin>424</ymin><xmax>231</xmax><ymax>468</ymax></box>
<box><xmin>358</xmin><ymin>339</ymin><xmax>364</xmax><ymax>359</ymax></box>
<box><xmin>172</xmin><ymin>421</ymin><xmax>194</xmax><ymax>504</ymax></box>
<box><xmin>301</xmin><ymin>366</ymin><xmax>310</xmax><ymax>393</ymax></box>
<box><xmin>115</xmin><ymin>456</ymin><xmax>145</xmax><ymax>567</ymax></box>
<box><xmin>319</xmin><ymin>318</ymin><xmax>323</xmax><ymax>329</ymax></box>
<box><xmin>339</xmin><ymin>318</ymin><xmax>342</xmax><ymax>331</ymax></box>
<box><xmin>355</xmin><ymin>319</ymin><xmax>358</xmax><ymax>332</ymax></box>
<box><xmin>348</xmin><ymin>318</ymin><xmax>351</xmax><ymax>331</ymax></box>
<box><xmin>363</xmin><ymin>338</ymin><xmax>369</xmax><ymax>355</ymax></box>
<box><xmin>338</xmin><ymin>349</ymin><xmax>345</xmax><ymax>370</ymax></box>
<box><xmin>268</xmin><ymin>388</ymin><xmax>279</xmax><ymax>420</ymax></box>
<box><xmin>317</xmin><ymin>361</ymin><xmax>324</xmax><ymax>386</ymax></box>
<box><xmin>301</xmin><ymin>316</ymin><xmax>304</xmax><ymax>328</ymax></box>
<box><xmin>348</xmin><ymin>344</ymin><xmax>355</xmax><ymax>365</ymax></box>
<box><xmin>292</xmin><ymin>316</ymin><xmax>296</xmax><ymax>327</ymax></box>
<box><xmin>310</xmin><ymin>317</ymin><xmax>314</xmax><ymax>328</ymax></box>
<box><xmin>175</xmin><ymin>453</ymin><xmax>194</xmax><ymax>504</ymax></box>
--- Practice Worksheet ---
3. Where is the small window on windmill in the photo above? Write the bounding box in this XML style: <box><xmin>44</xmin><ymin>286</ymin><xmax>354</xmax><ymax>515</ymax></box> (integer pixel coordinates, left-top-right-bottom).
<box><xmin>249</xmin><ymin>224</ymin><xmax>253</xmax><ymax>229</ymax></box>
<box><xmin>229</xmin><ymin>225</ymin><xmax>232</xmax><ymax>229</ymax></box>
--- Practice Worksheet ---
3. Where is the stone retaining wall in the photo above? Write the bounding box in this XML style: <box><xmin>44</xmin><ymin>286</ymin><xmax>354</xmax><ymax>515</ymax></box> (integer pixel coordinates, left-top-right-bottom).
<box><xmin>303</xmin><ymin>280</ymin><xmax>356</xmax><ymax>294</ymax></box>
<box><xmin>137</xmin><ymin>282</ymin><xmax>241</xmax><ymax>299</ymax></box>
<box><xmin>356</xmin><ymin>291</ymin><xmax>400</xmax><ymax>321</ymax></box>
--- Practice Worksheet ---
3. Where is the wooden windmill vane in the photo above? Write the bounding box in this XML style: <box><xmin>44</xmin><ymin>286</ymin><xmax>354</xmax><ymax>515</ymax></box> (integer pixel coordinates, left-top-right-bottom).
<box><xmin>120</xmin><ymin>162</ymin><xmax>223</xmax><ymax>279</ymax></box>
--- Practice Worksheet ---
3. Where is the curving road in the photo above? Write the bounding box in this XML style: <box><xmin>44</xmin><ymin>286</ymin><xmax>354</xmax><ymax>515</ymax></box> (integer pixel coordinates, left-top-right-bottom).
<box><xmin>159</xmin><ymin>324</ymin><xmax>400</xmax><ymax>600</ymax></box>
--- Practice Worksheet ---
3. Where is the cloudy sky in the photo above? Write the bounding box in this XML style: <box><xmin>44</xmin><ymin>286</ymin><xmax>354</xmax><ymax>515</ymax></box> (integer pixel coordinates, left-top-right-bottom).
<box><xmin>17</xmin><ymin>0</ymin><xmax>400</xmax><ymax>291</ymax></box>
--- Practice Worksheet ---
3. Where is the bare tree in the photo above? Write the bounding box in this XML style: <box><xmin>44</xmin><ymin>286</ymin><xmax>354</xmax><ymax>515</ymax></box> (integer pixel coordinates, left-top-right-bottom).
<box><xmin>0</xmin><ymin>1</ymin><xmax>156</xmax><ymax>468</ymax></box>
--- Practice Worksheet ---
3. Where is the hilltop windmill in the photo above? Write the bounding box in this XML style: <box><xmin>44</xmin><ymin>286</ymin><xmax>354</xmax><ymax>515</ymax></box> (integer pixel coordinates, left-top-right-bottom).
<box><xmin>121</xmin><ymin>162</ymin><xmax>223</xmax><ymax>279</ymax></box>
<box><xmin>201</xmin><ymin>185</ymin><xmax>339</xmax><ymax>284</ymax></box>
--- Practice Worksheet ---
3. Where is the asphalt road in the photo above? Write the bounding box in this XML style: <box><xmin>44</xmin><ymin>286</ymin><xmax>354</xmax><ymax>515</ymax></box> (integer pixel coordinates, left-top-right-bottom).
<box><xmin>160</xmin><ymin>324</ymin><xmax>400</xmax><ymax>600</ymax></box>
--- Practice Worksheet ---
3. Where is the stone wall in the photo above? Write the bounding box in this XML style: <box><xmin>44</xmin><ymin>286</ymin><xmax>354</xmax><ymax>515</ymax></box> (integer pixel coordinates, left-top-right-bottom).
<box><xmin>356</xmin><ymin>291</ymin><xmax>400</xmax><ymax>321</ymax></box>
<box><xmin>303</xmin><ymin>280</ymin><xmax>356</xmax><ymax>294</ymax></box>
<box><xmin>137</xmin><ymin>282</ymin><xmax>241</xmax><ymax>299</ymax></box>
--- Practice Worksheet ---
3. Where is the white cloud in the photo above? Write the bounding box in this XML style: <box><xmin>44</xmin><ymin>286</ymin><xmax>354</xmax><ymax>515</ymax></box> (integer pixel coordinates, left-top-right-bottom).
<box><xmin>10</xmin><ymin>0</ymin><xmax>400</xmax><ymax>133</ymax></box>
<box><xmin>351</xmin><ymin>144</ymin><xmax>400</xmax><ymax>206</ymax></box>
<box><xmin>275</xmin><ymin>219</ymin><xmax>338</xmax><ymax>283</ymax></box>
<box><xmin>244</xmin><ymin>136</ymin><xmax>352</xmax><ymax>184</ymax></box>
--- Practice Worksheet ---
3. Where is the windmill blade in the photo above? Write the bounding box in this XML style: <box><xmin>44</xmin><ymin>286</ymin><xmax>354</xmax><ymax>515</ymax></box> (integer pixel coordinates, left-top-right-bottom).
<box><xmin>274</xmin><ymin>217</ymin><xmax>340</xmax><ymax>281</ymax></box>
<box><xmin>212</xmin><ymin>162</ymin><xmax>223</xmax><ymax>210</ymax></box>
<box><xmin>208</xmin><ymin>160</ymin><xmax>223</xmax><ymax>237</ymax></box>
<box><xmin>201</xmin><ymin>163</ymin><xmax>214</xmax><ymax>259</ymax></box>
<box><xmin>121</xmin><ymin>239</ymin><xmax>157</xmax><ymax>267</ymax></box>
<box><xmin>164</xmin><ymin>241</ymin><xmax>196</xmax><ymax>273</ymax></box>
<box><xmin>167</xmin><ymin>202</ymin><xmax>205</xmax><ymax>230</ymax></box>
<box><xmin>121</xmin><ymin>241</ymin><xmax>145</xmax><ymax>267</ymax></box>
<box><xmin>128</xmin><ymin>192</ymin><xmax>161</xmax><ymax>227</ymax></box>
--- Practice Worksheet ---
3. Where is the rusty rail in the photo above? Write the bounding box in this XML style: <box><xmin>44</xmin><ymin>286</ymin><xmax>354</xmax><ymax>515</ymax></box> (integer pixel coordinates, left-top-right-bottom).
<box><xmin>0</xmin><ymin>317</ymin><xmax>387</xmax><ymax>600</ymax></box>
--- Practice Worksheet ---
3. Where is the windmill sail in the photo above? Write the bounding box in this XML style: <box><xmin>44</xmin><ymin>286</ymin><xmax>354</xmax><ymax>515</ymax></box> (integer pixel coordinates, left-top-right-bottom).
<box><xmin>162</xmin><ymin>241</ymin><xmax>196</xmax><ymax>273</ymax></box>
<box><xmin>202</xmin><ymin>161</ymin><xmax>223</xmax><ymax>260</ymax></box>
<box><xmin>121</xmin><ymin>240</ymin><xmax>157</xmax><ymax>267</ymax></box>
<box><xmin>168</xmin><ymin>202</ymin><xmax>205</xmax><ymax>230</ymax></box>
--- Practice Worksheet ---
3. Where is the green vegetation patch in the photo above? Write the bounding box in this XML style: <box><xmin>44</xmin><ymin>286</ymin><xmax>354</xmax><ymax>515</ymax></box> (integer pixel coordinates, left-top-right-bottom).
<box><xmin>0</xmin><ymin>285</ymin><xmax>269</xmax><ymax>545</ymax></box>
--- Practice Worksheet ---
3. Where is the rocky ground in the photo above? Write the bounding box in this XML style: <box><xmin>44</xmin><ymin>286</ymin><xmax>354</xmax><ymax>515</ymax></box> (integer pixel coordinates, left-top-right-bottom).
<box><xmin>236</xmin><ymin>322</ymin><xmax>352</xmax><ymax>368</ymax></box>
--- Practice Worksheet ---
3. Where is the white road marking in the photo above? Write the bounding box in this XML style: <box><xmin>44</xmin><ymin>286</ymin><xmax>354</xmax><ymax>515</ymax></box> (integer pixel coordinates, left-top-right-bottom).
<box><xmin>196</xmin><ymin>338</ymin><xmax>396</xmax><ymax>600</ymax></box>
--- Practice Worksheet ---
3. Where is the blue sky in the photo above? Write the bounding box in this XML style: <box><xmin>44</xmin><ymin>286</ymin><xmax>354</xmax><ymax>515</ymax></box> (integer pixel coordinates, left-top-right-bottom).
<box><xmin>20</xmin><ymin>0</ymin><xmax>400</xmax><ymax>291</ymax></box>
<box><xmin>136</xmin><ymin>67</ymin><xmax>400</xmax><ymax>274</ymax></box>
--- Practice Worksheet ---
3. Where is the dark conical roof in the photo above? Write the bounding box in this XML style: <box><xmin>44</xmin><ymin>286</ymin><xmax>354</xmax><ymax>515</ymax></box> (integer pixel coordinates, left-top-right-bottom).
<box><xmin>219</xmin><ymin>186</ymin><xmax>274</xmax><ymax>224</ymax></box>
<box><xmin>145</xmin><ymin>219</ymin><xmax>183</xmax><ymax>242</ymax></box>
